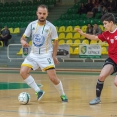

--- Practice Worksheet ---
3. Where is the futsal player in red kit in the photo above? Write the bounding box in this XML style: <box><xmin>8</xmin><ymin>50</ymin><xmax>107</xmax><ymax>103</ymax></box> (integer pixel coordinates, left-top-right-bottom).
<box><xmin>75</xmin><ymin>13</ymin><xmax>117</xmax><ymax>105</ymax></box>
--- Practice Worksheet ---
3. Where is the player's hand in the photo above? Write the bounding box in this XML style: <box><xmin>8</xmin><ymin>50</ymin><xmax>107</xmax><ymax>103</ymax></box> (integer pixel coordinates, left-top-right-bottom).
<box><xmin>74</xmin><ymin>28</ymin><xmax>84</xmax><ymax>35</ymax></box>
<box><xmin>53</xmin><ymin>56</ymin><xmax>59</xmax><ymax>65</ymax></box>
<box><xmin>21</xmin><ymin>40</ymin><xmax>29</xmax><ymax>47</ymax></box>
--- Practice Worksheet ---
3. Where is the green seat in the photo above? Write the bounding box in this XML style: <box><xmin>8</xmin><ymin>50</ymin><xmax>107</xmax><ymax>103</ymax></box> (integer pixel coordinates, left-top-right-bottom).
<box><xmin>72</xmin><ymin>14</ymin><xmax>79</xmax><ymax>20</ymax></box>
<box><xmin>1</xmin><ymin>12</ymin><xmax>6</xmax><ymax>17</ymax></box>
<box><xmin>61</xmin><ymin>14</ymin><xmax>71</xmax><ymax>20</ymax></box>
<box><xmin>21</xmin><ymin>22</ymin><xmax>28</xmax><ymax>28</ymax></box>
<box><xmin>60</xmin><ymin>14</ymin><xmax>66</xmax><ymax>20</ymax></box>
<box><xmin>9</xmin><ymin>12</ymin><xmax>14</xmax><ymax>17</ymax></box>
<box><xmin>45</xmin><ymin>0</ymin><xmax>50</xmax><ymax>5</ymax></box>
<box><xmin>63</xmin><ymin>20</ymin><xmax>72</xmax><ymax>26</ymax></box>
<box><xmin>65</xmin><ymin>14</ymin><xmax>72</xmax><ymax>20</ymax></box>
<box><xmin>4</xmin><ymin>2</ymin><xmax>9</xmax><ymax>7</ymax></box>
<box><xmin>27</xmin><ymin>1</ymin><xmax>32</xmax><ymax>6</ymax></box>
<box><xmin>39</xmin><ymin>0</ymin><xmax>45</xmax><ymax>4</ymax></box>
<box><xmin>21</xmin><ymin>1</ymin><xmax>27</xmax><ymax>6</ymax></box>
<box><xmin>57</xmin><ymin>20</ymin><xmax>64</xmax><ymax>26</ymax></box>
<box><xmin>5</xmin><ymin>7</ymin><xmax>9</xmax><ymax>11</ymax></box>
<box><xmin>86</xmin><ymin>19</ymin><xmax>91</xmax><ymax>25</ymax></box>
<box><xmin>90</xmin><ymin>19</ymin><xmax>95</xmax><ymax>25</ymax></box>
<box><xmin>52</xmin><ymin>20</ymin><xmax>58</xmax><ymax>26</ymax></box>
<box><xmin>73</xmin><ymin>3</ymin><xmax>80</xmax><ymax>8</ymax></box>
<box><xmin>51</xmin><ymin>0</ymin><xmax>56</xmax><ymax>5</ymax></box>
<box><xmin>80</xmin><ymin>14</ymin><xmax>87</xmax><ymax>19</ymax></box>
<box><xmin>0</xmin><ymin>3</ymin><xmax>3</xmax><ymax>7</ymax></box>
<box><xmin>33</xmin><ymin>1</ymin><xmax>38</xmax><ymax>5</ymax></box>
<box><xmin>94</xmin><ymin>19</ymin><xmax>102</xmax><ymax>25</ymax></box>
<box><xmin>67</xmin><ymin>8</ymin><xmax>73</xmax><ymax>14</ymax></box>
<box><xmin>1</xmin><ymin>22</ymin><xmax>5</xmax><ymax>28</ymax></box>
<box><xmin>95</xmin><ymin>13</ymin><xmax>101</xmax><ymax>19</ymax></box>
<box><xmin>71</xmin><ymin>20</ymin><xmax>78</xmax><ymax>26</ymax></box>
<box><xmin>15</xmin><ymin>2</ymin><xmax>20</xmax><ymax>6</ymax></box>
<box><xmin>10</xmin><ymin>2</ymin><xmax>15</xmax><ymax>7</ymax></box>
<box><xmin>0</xmin><ymin>17</ymin><xmax>4</xmax><ymax>22</ymax></box>
<box><xmin>72</xmin><ymin>8</ymin><xmax>77</xmax><ymax>14</ymax></box>
<box><xmin>9</xmin><ymin>22</ymin><xmax>16</xmax><ymax>28</ymax></box>
<box><xmin>77</xmin><ymin>20</ymin><xmax>86</xmax><ymax>26</ymax></box>
<box><xmin>16</xmin><ymin>22</ymin><xmax>21</xmax><ymax>27</ymax></box>
<box><xmin>5</xmin><ymin>22</ymin><xmax>12</xmax><ymax>28</ymax></box>
<box><xmin>30</xmin><ymin>10</ymin><xmax>35</xmax><ymax>16</ymax></box>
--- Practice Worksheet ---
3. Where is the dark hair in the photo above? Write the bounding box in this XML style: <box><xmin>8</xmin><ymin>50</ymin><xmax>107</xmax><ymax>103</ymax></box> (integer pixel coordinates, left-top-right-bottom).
<box><xmin>37</xmin><ymin>4</ymin><xmax>48</xmax><ymax>12</ymax></box>
<box><xmin>101</xmin><ymin>13</ymin><xmax>115</xmax><ymax>24</ymax></box>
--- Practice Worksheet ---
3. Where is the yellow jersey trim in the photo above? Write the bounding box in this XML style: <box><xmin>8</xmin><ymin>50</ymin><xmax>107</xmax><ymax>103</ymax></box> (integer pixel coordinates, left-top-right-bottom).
<box><xmin>54</xmin><ymin>38</ymin><xmax>58</xmax><ymax>40</ymax></box>
<box><xmin>42</xmin><ymin>65</ymin><xmax>55</xmax><ymax>71</ymax></box>
<box><xmin>38</xmin><ymin>22</ymin><xmax>46</xmax><ymax>26</ymax></box>
<box><xmin>21</xmin><ymin>64</ymin><xmax>33</xmax><ymax>68</ymax></box>
<box><xmin>22</xmin><ymin>35</ymin><xmax>28</xmax><ymax>38</ymax></box>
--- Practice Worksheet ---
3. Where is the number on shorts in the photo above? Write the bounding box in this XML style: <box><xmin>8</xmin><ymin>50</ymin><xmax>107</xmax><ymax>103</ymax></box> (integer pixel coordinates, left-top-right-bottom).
<box><xmin>47</xmin><ymin>58</ymin><xmax>51</xmax><ymax>64</ymax></box>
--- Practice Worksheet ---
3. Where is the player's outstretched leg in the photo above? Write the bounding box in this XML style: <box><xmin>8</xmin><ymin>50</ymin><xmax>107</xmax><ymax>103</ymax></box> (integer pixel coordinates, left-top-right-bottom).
<box><xmin>89</xmin><ymin>79</ymin><xmax>104</xmax><ymax>105</ymax></box>
<box><xmin>47</xmin><ymin>69</ymin><xmax>68</xmax><ymax>103</ymax></box>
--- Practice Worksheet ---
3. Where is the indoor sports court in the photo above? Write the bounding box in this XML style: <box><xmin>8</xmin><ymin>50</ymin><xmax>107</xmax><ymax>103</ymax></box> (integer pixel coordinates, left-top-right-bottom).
<box><xmin>0</xmin><ymin>0</ymin><xmax>117</xmax><ymax>117</ymax></box>
<box><xmin>0</xmin><ymin>70</ymin><xmax>116</xmax><ymax>117</ymax></box>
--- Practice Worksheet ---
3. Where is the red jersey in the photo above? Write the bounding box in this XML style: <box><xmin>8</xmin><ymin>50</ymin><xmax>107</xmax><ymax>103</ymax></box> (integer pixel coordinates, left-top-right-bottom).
<box><xmin>98</xmin><ymin>28</ymin><xmax>117</xmax><ymax>63</ymax></box>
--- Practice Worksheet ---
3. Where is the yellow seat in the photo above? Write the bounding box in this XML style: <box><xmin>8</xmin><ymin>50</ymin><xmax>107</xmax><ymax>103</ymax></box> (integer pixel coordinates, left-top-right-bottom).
<box><xmin>98</xmin><ymin>40</ymin><xmax>108</xmax><ymax>46</ymax></box>
<box><xmin>73</xmin><ymin>47</ymin><xmax>79</xmax><ymax>54</ymax></box>
<box><xmin>90</xmin><ymin>40</ymin><xmax>98</xmax><ymax>45</ymax></box>
<box><xmin>17</xmin><ymin>48</ymin><xmax>22</xmax><ymax>55</ymax></box>
<box><xmin>66</xmin><ymin>39</ymin><xmax>73</xmax><ymax>45</ymax></box>
<box><xmin>65</xmin><ymin>33</ymin><xmax>73</xmax><ymax>40</ymax></box>
<box><xmin>70</xmin><ymin>47</ymin><xmax>74</xmax><ymax>54</ymax></box>
<box><xmin>81</xmin><ymin>25</ymin><xmax>87</xmax><ymax>32</ymax></box>
<box><xmin>80</xmin><ymin>35</ymin><xmax>86</xmax><ymax>39</ymax></box>
<box><xmin>58</xmin><ymin>40</ymin><xmax>65</xmax><ymax>45</ymax></box>
<box><xmin>73</xmin><ymin>26</ymin><xmax>80</xmax><ymax>32</ymax></box>
<box><xmin>71</xmin><ymin>39</ymin><xmax>81</xmax><ymax>46</ymax></box>
<box><xmin>0</xmin><ymin>41</ymin><xmax>3</xmax><ymax>47</ymax></box>
<box><xmin>101</xmin><ymin>47</ymin><xmax>108</xmax><ymax>55</ymax></box>
<box><xmin>99</xmin><ymin>25</ymin><xmax>104</xmax><ymax>31</ymax></box>
<box><xmin>65</xmin><ymin>26</ymin><xmax>73</xmax><ymax>32</ymax></box>
<box><xmin>29</xmin><ymin>40</ymin><xmax>32</xmax><ymax>46</ymax></box>
<box><xmin>13</xmin><ymin>28</ymin><xmax>20</xmax><ymax>34</ymax></box>
<box><xmin>82</xmin><ymin>40</ymin><xmax>89</xmax><ymax>44</ymax></box>
<box><xmin>58</xmin><ymin>33</ymin><xmax>65</xmax><ymax>40</ymax></box>
<box><xmin>73</xmin><ymin>33</ymin><xmax>80</xmax><ymax>40</ymax></box>
<box><xmin>58</xmin><ymin>26</ymin><xmax>65</xmax><ymax>33</ymax></box>
<box><xmin>104</xmin><ymin>42</ymin><xmax>108</xmax><ymax>46</ymax></box>
<box><xmin>9</xmin><ymin>28</ymin><xmax>14</xmax><ymax>34</ymax></box>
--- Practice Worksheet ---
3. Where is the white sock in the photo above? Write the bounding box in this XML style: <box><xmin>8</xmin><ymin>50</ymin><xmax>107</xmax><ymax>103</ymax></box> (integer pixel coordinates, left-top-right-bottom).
<box><xmin>54</xmin><ymin>81</ymin><xmax>65</xmax><ymax>96</ymax></box>
<box><xmin>24</xmin><ymin>75</ymin><xmax>40</xmax><ymax>93</ymax></box>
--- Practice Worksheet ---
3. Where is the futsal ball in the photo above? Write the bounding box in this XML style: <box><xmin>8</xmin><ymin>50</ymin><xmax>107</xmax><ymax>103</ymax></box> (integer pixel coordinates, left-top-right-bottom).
<box><xmin>18</xmin><ymin>92</ymin><xmax>30</xmax><ymax>105</ymax></box>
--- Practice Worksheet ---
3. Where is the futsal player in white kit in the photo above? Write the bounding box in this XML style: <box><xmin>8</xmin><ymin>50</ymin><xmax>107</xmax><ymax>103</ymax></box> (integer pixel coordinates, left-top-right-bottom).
<box><xmin>20</xmin><ymin>4</ymin><xmax>68</xmax><ymax>102</ymax></box>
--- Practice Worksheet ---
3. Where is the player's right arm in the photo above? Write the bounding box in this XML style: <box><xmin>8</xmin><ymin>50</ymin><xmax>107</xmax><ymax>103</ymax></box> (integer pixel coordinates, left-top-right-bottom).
<box><xmin>75</xmin><ymin>28</ymin><xmax>100</xmax><ymax>41</ymax></box>
<box><xmin>20</xmin><ymin>36</ymin><xmax>29</xmax><ymax>47</ymax></box>
<box><xmin>20</xmin><ymin>23</ymin><xmax>32</xmax><ymax>47</ymax></box>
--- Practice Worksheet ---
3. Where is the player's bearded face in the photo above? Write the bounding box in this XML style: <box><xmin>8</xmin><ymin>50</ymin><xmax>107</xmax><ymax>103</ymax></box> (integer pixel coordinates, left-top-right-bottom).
<box><xmin>37</xmin><ymin>7</ymin><xmax>48</xmax><ymax>22</ymax></box>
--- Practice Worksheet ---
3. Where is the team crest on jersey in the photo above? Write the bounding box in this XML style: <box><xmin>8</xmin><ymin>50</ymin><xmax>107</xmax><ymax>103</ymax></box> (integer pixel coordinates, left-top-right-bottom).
<box><xmin>114</xmin><ymin>36</ymin><xmax>117</xmax><ymax>40</ymax></box>
<box><xmin>33</xmin><ymin>34</ymin><xmax>45</xmax><ymax>47</ymax></box>
<box><xmin>110</xmin><ymin>39</ymin><xmax>114</xmax><ymax>44</ymax></box>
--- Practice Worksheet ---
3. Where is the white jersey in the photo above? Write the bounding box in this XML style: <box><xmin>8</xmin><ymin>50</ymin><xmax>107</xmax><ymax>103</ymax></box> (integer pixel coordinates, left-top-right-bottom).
<box><xmin>23</xmin><ymin>20</ymin><xmax>58</xmax><ymax>55</ymax></box>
